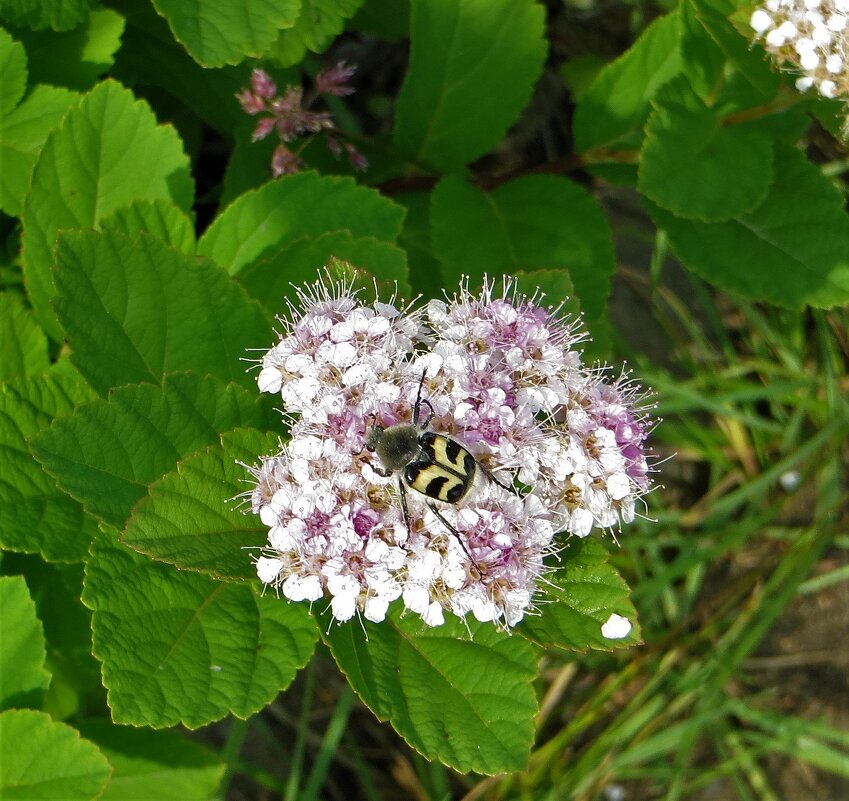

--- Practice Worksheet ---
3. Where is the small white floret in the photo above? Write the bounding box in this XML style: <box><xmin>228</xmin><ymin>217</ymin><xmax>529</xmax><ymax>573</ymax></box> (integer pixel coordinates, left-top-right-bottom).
<box><xmin>819</xmin><ymin>79</ymin><xmax>837</xmax><ymax>97</ymax></box>
<box><xmin>255</xmin><ymin>556</ymin><xmax>284</xmax><ymax>583</ymax></box>
<box><xmin>825</xmin><ymin>54</ymin><xmax>843</xmax><ymax>73</ymax></box>
<box><xmin>827</xmin><ymin>13</ymin><xmax>847</xmax><ymax>31</ymax></box>
<box><xmin>765</xmin><ymin>28</ymin><xmax>787</xmax><ymax>46</ymax></box>
<box><xmin>601</xmin><ymin>613</ymin><xmax>632</xmax><ymax>640</ymax></box>
<box><xmin>750</xmin><ymin>8</ymin><xmax>774</xmax><ymax>32</ymax></box>
<box><xmin>800</xmin><ymin>49</ymin><xmax>820</xmax><ymax>70</ymax></box>
<box><xmin>810</xmin><ymin>23</ymin><xmax>832</xmax><ymax>45</ymax></box>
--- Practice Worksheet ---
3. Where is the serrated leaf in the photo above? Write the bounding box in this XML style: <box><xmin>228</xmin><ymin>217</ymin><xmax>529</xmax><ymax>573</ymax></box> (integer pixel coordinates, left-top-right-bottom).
<box><xmin>122</xmin><ymin>429</ymin><xmax>281</xmax><ymax>580</ymax></box>
<box><xmin>31</xmin><ymin>374</ymin><xmax>274</xmax><ymax>529</ymax></box>
<box><xmin>0</xmin><ymin>85</ymin><xmax>78</xmax><ymax>217</ymax></box>
<box><xmin>76</xmin><ymin>720</ymin><xmax>225</xmax><ymax>801</ymax></box>
<box><xmin>0</xmin><ymin>0</ymin><xmax>89</xmax><ymax>31</ymax></box>
<box><xmin>199</xmin><ymin>171</ymin><xmax>405</xmax><ymax>277</ymax></box>
<box><xmin>0</xmin><ymin>710</ymin><xmax>110</xmax><ymax>801</ymax></box>
<box><xmin>431</xmin><ymin>174</ymin><xmax>614</xmax><ymax>352</ymax></box>
<box><xmin>679</xmin><ymin>0</ymin><xmax>727</xmax><ymax>97</ymax></box>
<box><xmin>0</xmin><ymin>28</ymin><xmax>26</xmax><ymax>114</ymax></box>
<box><xmin>0</xmin><ymin>33</ymin><xmax>79</xmax><ymax>217</ymax></box>
<box><xmin>12</xmin><ymin>559</ymin><xmax>101</xmax><ymax>713</ymax></box>
<box><xmin>0</xmin><ymin>576</ymin><xmax>51</xmax><ymax>709</ymax></box>
<box><xmin>647</xmin><ymin>146</ymin><xmax>849</xmax><ymax>309</ymax></box>
<box><xmin>151</xmin><ymin>0</ymin><xmax>299</xmax><ymax>67</ymax></box>
<box><xmin>51</xmin><ymin>230</ymin><xmax>270</xmax><ymax>394</ymax></box>
<box><xmin>112</xmin><ymin>0</ymin><xmax>248</xmax><ymax>133</ymax></box>
<box><xmin>21</xmin><ymin>80</ymin><xmax>194</xmax><ymax>340</ymax></box>
<box><xmin>13</xmin><ymin>9</ymin><xmax>125</xmax><ymax>91</ymax></box>
<box><xmin>393</xmin><ymin>0</ymin><xmax>546</xmax><ymax>170</ymax></box>
<box><xmin>324</xmin><ymin>611</ymin><xmax>538</xmax><ymax>774</ymax></box>
<box><xmin>519</xmin><ymin>538</ymin><xmax>641</xmax><ymax>650</ymax></box>
<box><xmin>639</xmin><ymin>77</ymin><xmax>774</xmax><ymax>221</ymax></box>
<box><xmin>0</xmin><ymin>372</ymin><xmax>98</xmax><ymax>562</ymax></box>
<box><xmin>513</xmin><ymin>268</ymin><xmax>579</xmax><ymax>318</ymax></box>
<box><xmin>83</xmin><ymin>537</ymin><xmax>319</xmax><ymax>728</ymax></box>
<box><xmin>0</xmin><ymin>292</ymin><xmax>49</xmax><ymax>380</ymax></box>
<box><xmin>100</xmin><ymin>200</ymin><xmax>196</xmax><ymax>255</ymax></box>
<box><xmin>395</xmin><ymin>191</ymin><xmax>443</xmax><ymax>298</ymax></box>
<box><xmin>690</xmin><ymin>0</ymin><xmax>779</xmax><ymax>100</ymax></box>
<box><xmin>269</xmin><ymin>0</ymin><xmax>364</xmax><ymax>66</ymax></box>
<box><xmin>240</xmin><ymin>232</ymin><xmax>410</xmax><ymax>312</ymax></box>
<box><xmin>574</xmin><ymin>10</ymin><xmax>684</xmax><ymax>153</ymax></box>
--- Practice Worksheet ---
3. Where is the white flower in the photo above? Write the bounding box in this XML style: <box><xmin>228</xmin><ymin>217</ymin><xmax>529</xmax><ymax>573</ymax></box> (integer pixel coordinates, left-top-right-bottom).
<box><xmin>256</xmin><ymin>557</ymin><xmax>284</xmax><ymax>583</ymax></box>
<box><xmin>601</xmin><ymin>613</ymin><xmax>633</xmax><ymax>639</ymax></box>
<box><xmin>820</xmin><ymin>79</ymin><xmax>837</xmax><ymax>96</ymax></box>
<box><xmin>249</xmin><ymin>274</ymin><xmax>652</xmax><ymax>629</ymax></box>
<box><xmin>282</xmin><ymin>573</ymin><xmax>323</xmax><ymax>602</ymax></box>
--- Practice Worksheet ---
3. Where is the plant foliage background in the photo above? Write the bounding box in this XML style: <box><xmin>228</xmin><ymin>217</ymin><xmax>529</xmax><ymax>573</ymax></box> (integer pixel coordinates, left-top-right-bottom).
<box><xmin>0</xmin><ymin>0</ymin><xmax>847</xmax><ymax>799</ymax></box>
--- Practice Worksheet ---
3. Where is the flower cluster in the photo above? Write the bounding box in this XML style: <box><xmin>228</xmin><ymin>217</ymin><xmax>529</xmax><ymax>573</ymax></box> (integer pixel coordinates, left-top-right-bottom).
<box><xmin>236</xmin><ymin>65</ymin><xmax>367</xmax><ymax>177</ymax></box>
<box><xmin>751</xmin><ymin>0</ymin><xmax>849</xmax><ymax>100</ymax></box>
<box><xmin>247</xmin><ymin>275</ymin><xmax>652</xmax><ymax>629</ymax></box>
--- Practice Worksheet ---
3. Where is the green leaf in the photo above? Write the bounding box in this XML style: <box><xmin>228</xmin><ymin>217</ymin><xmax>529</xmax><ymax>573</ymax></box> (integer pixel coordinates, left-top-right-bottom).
<box><xmin>0</xmin><ymin>292</ymin><xmax>49</xmax><ymax>380</ymax></box>
<box><xmin>395</xmin><ymin>191</ymin><xmax>442</xmax><ymax>298</ymax></box>
<box><xmin>83</xmin><ymin>537</ymin><xmax>319</xmax><ymax>728</ymax></box>
<box><xmin>393</xmin><ymin>0</ymin><xmax>547</xmax><ymax>170</ymax></box>
<box><xmin>12</xmin><ymin>9</ymin><xmax>125</xmax><ymax>91</ymax></box>
<box><xmin>519</xmin><ymin>538</ymin><xmax>641</xmax><ymax>651</ymax></box>
<box><xmin>431</xmin><ymin>174</ymin><xmax>615</xmax><ymax>351</ymax></box>
<box><xmin>688</xmin><ymin>0</ymin><xmax>779</xmax><ymax>102</ymax></box>
<box><xmin>647</xmin><ymin>146</ymin><xmax>849</xmax><ymax>309</ymax></box>
<box><xmin>31</xmin><ymin>374</ymin><xmax>274</xmax><ymax>529</ymax></box>
<box><xmin>240</xmin><ymin>232</ymin><xmax>410</xmax><ymax>313</ymax></box>
<box><xmin>51</xmin><ymin>230</ymin><xmax>270</xmax><ymax>394</ymax></box>
<box><xmin>9</xmin><ymin>559</ymin><xmax>101</xmax><ymax>715</ymax></box>
<box><xmin>151</xmin><ymin>0</ymin><xmax>299</xmax><ymax>67</ymax></box>
<box><xmin>198</xmin><ymin>171</ymin><xmax>405</xmax><ymax>277</ymax></box>
<box><xmin>0</xmin><ymin>29</ymin><xmax>79</xmax><ymax>216</ymax></box>
<box><xmin>112</xmin><ymin>0</ymin><xmax>249</xmax><ymax>134</ymax></box>
<box><xmin>513</xmin><ymin>268</ymin><xmax>579</xmax><ymax>319</ymax></box>
<box><xmin>269</xmin><ymin>0</ymin><xmax>365</xmax><ymax>66</ymax></box>
<box><xmin>351</xmin><ymin>0</ymin><xmax>410</xmax><ymax>39</ymax></box>
<box><xmin>324</xmin><ymin>611</ymin><xmax>538</xmax><ymax>774</ymax></box>
<box><xmin>0</xmin><ymin>0</ymin><xmax>90</xmax><ymax>31</ymax></box>
<box><xmin>0</xmin><ymin>85</ymin><xmax>78</xmax><ymax>217</ymax></box>
<box><xmin>573</xmin><ymin>10</ymin><xmax>683</xmax><ymax>153</ymax></box>
<box><xmin>0</xmin><ymin>576</ymin><xmax>51</xmax><ymax>709</ymax></box>
<box><xmin>99</xmin><ymin>200</ymin><xmax>197</xmax><ymax>255</ymax></box>
<box><xmin>0</xmin><ymin>28</ymin><xmax>26</xmax><ymax>114</ymax></box>
<box><xmin>0</xmin><ymin>710</ymin><xmax>110</xmax><ymax>801</ymax></box>
<box><xmin>0</xmin><ymin>372</ymin><xmax>98</xmax><ymax>562</ymax></box>
<box><xmin>121</xmin><ymin>429</ymin><xmax>280</xmax><ymax>580</ymax></box>
<box><xmin>21</xmin><ymin>80</ymin><xmax>194</xmax><ymax>340</ymax></box>
<box><xmin>679</xmin><ymin>0</ymin><xmax>727</xmax><ymax>97</ymax></box>
<box><xmin>638</xmin><ymin>77</ymin><xmax>774</xmax><ymax>221</ymax></box>
<box><xmin>76</xmin><ymin>720</ymin><xmax>225</xmax><ymax>801</ymax></box>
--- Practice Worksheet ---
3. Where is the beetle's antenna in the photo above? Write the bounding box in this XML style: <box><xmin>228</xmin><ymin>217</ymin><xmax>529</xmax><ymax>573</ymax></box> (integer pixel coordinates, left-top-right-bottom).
<box><xmin>412</xmin><ymin>369</ymin><xmax>433</xmax><ymax>427</ymax></box>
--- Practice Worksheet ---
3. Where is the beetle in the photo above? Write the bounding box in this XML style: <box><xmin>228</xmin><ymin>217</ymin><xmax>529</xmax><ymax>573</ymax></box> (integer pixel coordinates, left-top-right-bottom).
<box><xmin>364</xmin><ymin>372</ymin><xmax>519</xmax><ymax>566</ymax></box>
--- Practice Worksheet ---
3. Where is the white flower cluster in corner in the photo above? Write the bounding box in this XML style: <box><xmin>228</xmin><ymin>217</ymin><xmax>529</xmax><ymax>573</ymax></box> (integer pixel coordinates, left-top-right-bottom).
<box><xmin>751</xmin><ymin>0</ymin><xmax>849</xmax><ymax>100</ymax></box>
<box><xmin>246</xmin><ymin>274</ymin><xmax>652</xmax><ymax>629</ymax></box>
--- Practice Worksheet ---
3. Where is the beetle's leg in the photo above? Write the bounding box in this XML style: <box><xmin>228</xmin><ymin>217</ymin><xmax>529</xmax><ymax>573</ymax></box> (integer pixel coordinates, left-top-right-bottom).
<box><xmin>398</xmin><ymin>479</ymin><xmax>412</xmax><ymax>535</ymax></box>
<box><xmin>480</xmin><ymin>465</ymin><xmax>524</xmax><ymax>498</ymax></box>
<box><xmin>427</xmin><ymin>501</ymin><xmax>483</xmax><ymax>574</ymax></box>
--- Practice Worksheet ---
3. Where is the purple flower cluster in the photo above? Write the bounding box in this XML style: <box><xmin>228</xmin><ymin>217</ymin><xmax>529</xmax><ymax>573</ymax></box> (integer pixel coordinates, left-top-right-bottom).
<box><xmin>247</xmin><ymin>275</ymin><xmax>652</xmax><ymax>628</ymax></box>
<box><xmin>236</xmin><ymin>65</ymin><xmax>367</xmax><ymax>177</ymax></box>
